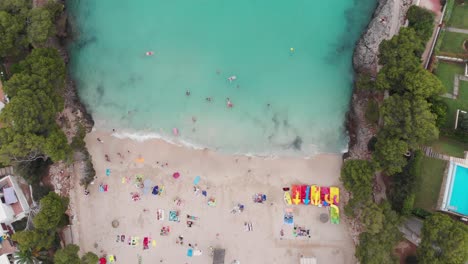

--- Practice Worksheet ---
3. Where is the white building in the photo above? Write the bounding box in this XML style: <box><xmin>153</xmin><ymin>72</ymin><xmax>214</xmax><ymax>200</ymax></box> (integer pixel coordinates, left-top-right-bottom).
<box><xmin>0</xmin><ymin>175</ymin><xmax>32</xmax><ymax>264</ymax></box>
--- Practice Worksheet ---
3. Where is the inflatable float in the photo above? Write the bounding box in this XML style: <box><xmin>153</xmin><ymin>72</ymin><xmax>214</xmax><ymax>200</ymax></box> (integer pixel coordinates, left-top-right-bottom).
<box><xmin>291</xmin><ymin>185</ymin><xmax>301</xmax><ymax>205</ymax></box>
<box><xmin>330</xmin><ymin>204</ymin><xmax>340</xmax><ymax>224</ymax></box>
<box><xmin>330</xmin><ymin>186</ymin><xmax>339</xmax><ymax>205</ymax></box>
<box><xmin>311</xmin><ymin>185</ymin><xmax>320</xmax><ymax>206</ymax></box>
<box><xmin>284</xmin><ymin>191</ymin><xmax>292</xmax><ymax>205</ymax></box>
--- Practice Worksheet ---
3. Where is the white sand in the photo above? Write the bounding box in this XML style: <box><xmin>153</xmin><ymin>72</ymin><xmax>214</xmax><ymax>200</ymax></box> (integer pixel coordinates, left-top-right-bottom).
<box><xmin>70</xmin><ymin>130</ymin><xmax>356</xmax><ymax>264</ymax></box>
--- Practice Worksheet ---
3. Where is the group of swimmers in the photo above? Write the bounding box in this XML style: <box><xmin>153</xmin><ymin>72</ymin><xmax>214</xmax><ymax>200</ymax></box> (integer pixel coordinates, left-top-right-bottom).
<box><xmin>185</xmin><ymin>90</ymin><xmax>233</xmax><ymax>108</ymax></box>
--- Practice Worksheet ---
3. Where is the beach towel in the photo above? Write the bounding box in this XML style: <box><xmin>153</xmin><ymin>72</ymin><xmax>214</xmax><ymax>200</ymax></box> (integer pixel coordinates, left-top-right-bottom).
<box><xmin>202</xmin><ymin>190</ymin><xmax>207</xmax><ymax>197</ymax></box>
<box><xmin>143</xmin><ymin>179</ymin><xmax>153</xmax><ymax>194</ymax></box>
<box><xmin>106</xmin><ymin>168</ymin><xmax>111</xmax><ymax>176</ymax></box>
<box><xmin>193</xmin><ymin>176</ymin><xmax>201</xmax><ymax>185</ymax></box>
<box><xmin>152</xmin><ymin>186</ymin><xmax>159</xmax><ymax>195</ymax></box>
<box><xmin>99</xmin><ymin>258</ymin><xmax>107</xmax><ymax>264</ymax></box>
<box><xmin>108</xmin><ymin>255</ymin><xmax>115</xmax><ymax>263</ymax></box>
<box><xmin>152</xmin><ymin>240</ymin><xmax>156</xmax><ymax>247</ymax></box>
<box><xmin>143</xmin><ymin>237</ymin><xmax>149</xmax><ymax>250</ymax></box>
<box><xmin>169</xmin><ymin>211</ymin><xmax>180</xmax><ymax>222</ymax></box>
<box><xmin>99</xmin><ymin>184</ymin><xmax>108</xmax><ymax>192</ymax></box>
<box><xmin>187</xmin><ymin>248</ymin><xmax>193</xmax><ymax>257</ymax></box>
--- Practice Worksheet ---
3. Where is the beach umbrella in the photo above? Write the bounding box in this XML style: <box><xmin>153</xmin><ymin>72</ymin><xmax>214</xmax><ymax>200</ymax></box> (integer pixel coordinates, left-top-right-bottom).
<box><xmin>320</xmin><ymin>213</ymin><xmax>329</xmax><ymax>223</ymax></box>
<box><xmin>173</xmin><ymin>172</ymin><xmax>180</xmax><ymax>179</ymax></box>
<box><xmin>112</xmin><ymin>220</ymin><xmax>119</xmax><ymax>228</ymax></box>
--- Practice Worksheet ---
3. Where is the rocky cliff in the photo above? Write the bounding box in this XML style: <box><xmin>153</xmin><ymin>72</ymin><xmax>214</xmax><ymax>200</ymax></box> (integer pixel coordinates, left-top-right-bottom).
<box><xmin>353</xmin><ymin>0</ymin><xmax>413</xmax><ymax>75</ymax></box>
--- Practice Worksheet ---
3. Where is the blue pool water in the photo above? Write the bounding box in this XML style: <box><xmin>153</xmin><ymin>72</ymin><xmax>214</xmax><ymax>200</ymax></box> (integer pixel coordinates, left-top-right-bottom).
<box><xmin>449</xmin><ymin>165</ymin><xmax>468</xmax><ymax>216</ymax></box>
<box><xmin>67</xmin><ymin>0</ymin><xmax>377</xmax><ymax>156</ymax></box>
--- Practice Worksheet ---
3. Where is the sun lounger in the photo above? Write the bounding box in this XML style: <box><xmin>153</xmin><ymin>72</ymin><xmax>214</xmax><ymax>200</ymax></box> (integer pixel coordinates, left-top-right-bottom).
<box><xmin>143</xmin><ymin>237</ymin><xmax>149</xmax><ymax>250</ymax></box>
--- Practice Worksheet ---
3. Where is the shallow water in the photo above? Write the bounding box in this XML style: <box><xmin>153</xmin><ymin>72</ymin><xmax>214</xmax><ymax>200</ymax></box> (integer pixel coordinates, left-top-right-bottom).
<box><xmin>67</xmin><ymin>0</ymin><xmax>376</xmax><ymax>156</ymax></box>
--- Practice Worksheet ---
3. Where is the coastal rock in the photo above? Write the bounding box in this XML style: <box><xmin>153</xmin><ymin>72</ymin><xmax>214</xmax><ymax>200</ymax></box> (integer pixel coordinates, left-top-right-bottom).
<box><xmin>353</xmin><ymin>0</ymin><xmax>412</xmax><ymax>75</ymax></box>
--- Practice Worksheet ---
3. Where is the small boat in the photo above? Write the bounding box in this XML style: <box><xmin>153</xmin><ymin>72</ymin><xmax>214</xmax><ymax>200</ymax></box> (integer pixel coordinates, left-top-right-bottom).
<box><xmin>227</xmin><ymin>75</ymin><xmax>237</xmax><ymax>82</ymax></box>
<box><xmin>146</xmin><ymin>51</ymin><xmax>154</xmax><ymax>56</ymax></box>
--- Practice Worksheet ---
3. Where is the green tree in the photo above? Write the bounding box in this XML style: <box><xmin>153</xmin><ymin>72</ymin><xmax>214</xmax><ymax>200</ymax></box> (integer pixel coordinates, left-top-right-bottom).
<box><xmin>33</xmin><ymin>192</ymin><xmax>69</xmax><ymax>231</ymax></box>
<box><xmin>3</xmin><ymin>73</ymin><xmax>63</xmax><ymax>109</ymax></box>
<box><xmin>355</xmin><ymin>202</ymin><xmax>401</xmax><ymax>264</ymax></box>
<box><xmin>360</xmin><ymin>200</ymin><xmax>384</xmax><ymax>234</ymax></box>
<box><xmin>0</xmin><ymin>11</ymin><xmax>26</xmax><ymax>57</ymax></box>
<box><xmin>27</xmin><ymin>8</ymin><xmax>54</xmax><ymax>47</ymax></box>
<box><xmin>429</xmin><ymin>97</ymin><xmax>448</xmax><ymax>128</ymax></box>
<box><xmin>44</xmin><ymin>0</ymin><xmax>64</xmax><ymax>19</ymax></box>
<box><xmin>0</xmin><ymin>0</ymin><xmax>30</xmax><ymax>14</ymax></box>
<box><xmin>80</xmin><ymin>252</ymin><xmax>99</xmax><ymax>264</ymax></box>
<box><xmin>0</xmin><ymin>128</ymin><xmax>46</xmax><ymax>163</ymax></box>
<box><xmin>54</xmin><ymin>244</ymin><xmax>80</xmax><ymax>264</ymax></box>
<box><xmin>18</xmin><ymin>47</ymin><xmax>66</xmax><ymax>90</ymax></box>
<box><xmin>340</xmin><ymin>160</ymin><xmax>375</xmax><ymax>208</ymax></box>
<box><xmin>0</xmin><ymin>89</ymin><xmax>57</xmax><ymax>134</ymax></box>
<box><xmin>12</xmin><ymin>230</ymin><xmax>55</xmax><ymax>252</ymax></box>
<box><xmin>418</xmin><ymin>213</ymin><xmax>468</xmax><ymax>264</ymax></box>
<box><xmin>43</xmin><ymin>127</ymin><xmax>71</xmax><ymax>162</ymax></box>
<box><xmin>373</xmin><ymin>136</ymin><xmax>408</xmax><ymax>175</ymax></box>
<box><xmin>401</xmin><ymin>67</ymin><xmax>444</xmax><ymax>98</ymax></box>
<box><xmin>376</xmin><ymin>28</ymin><xmax>424</xmax><ymax>90</ymax></box>
<box><xmin>13</xmin><ymin>249</ymin><xmax>39</xmax><ymax>264</ymax></box>
<box><xmin>381</xmin><ymin>94</ymin><xmax>438</xmax><ymax>148</ymax></box>
<box><xmin>407</xmin><ymin>5</ymin><xmax>435</xmax><ymax>42</ymax></box>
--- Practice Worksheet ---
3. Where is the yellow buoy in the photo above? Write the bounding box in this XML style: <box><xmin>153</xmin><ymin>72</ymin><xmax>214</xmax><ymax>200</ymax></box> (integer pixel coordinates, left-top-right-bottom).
<box><xmin>290</xmin><ymin>47</ymin><xmax>295</xmax><ymax>52</ymax></box>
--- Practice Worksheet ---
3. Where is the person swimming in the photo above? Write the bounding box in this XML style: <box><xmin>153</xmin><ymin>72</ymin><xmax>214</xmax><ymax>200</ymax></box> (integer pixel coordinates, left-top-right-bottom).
<box><xmin>186</xmin><ymin>90</ymin><xmax>190</xmax><ymax>96</ymax></box>
<box><xmin>226</xmin><ymin>98</ymin><xmax>233</xmax><ymax>108</ymax></box>
<box><xmin>145</xmin><ymin>51</ymin><xmax>154</xmax><ymax>56</ymax></box>
<box><xmin>227</xmin><ymin>75</ymin><xmax>237</xmax><ymax>82</ymax></box>
<box><xmin>206</xmin><ymin>97</ymin><xmax>212</xmax><ymax>102</ymax></box>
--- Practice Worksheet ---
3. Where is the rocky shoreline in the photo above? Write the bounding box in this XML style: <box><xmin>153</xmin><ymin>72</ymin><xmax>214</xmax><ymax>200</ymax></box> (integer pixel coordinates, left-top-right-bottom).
<box><xmin>346</xmin><ymin>0</ymin><xmax>412</xmax><ymax>160</ymax></box>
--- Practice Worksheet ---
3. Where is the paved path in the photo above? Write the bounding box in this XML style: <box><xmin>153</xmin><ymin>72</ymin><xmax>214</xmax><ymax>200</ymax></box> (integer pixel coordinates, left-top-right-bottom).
<box><xmin>422</xmin><ymin>147</ymin><xmax>468</xmax><ymax>165</ymax></box>
<box><xmin>445</xmin><ymin>27</ymin><xmax>468</xmax><ymax>34</ymax></box>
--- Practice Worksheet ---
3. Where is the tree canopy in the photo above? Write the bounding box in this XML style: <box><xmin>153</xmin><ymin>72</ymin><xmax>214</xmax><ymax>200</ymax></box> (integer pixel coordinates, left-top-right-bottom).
<box><xmin>12</xmin><ymin>230</ymin><xmax>55</xmax><ymax>253</ymax></box>
<box><xmin>373</xmin><ymin>135</ymin><xmax>408</xmax><ymax>175</ymax></box>
<box><xmin>407</xmin><ymin>5</ymin><xmax>435</xmax><ymax>42</ymax></box>
<box><xmin>33</xmin><ymin>192</ymin><xmax>69</xmax><ymax>231</ymax></box>
<box><xmin>0</xmin><ymin>11</ymin><xmax>26</xmax><ymax>57</ymax></box>
<box><xmin>418</xmin><ymin>213</ymin><xmax>468</xmax><ymax>264</ymax></box>
<box><xmin>27</xmin><ymin>7</ymin><xmax>55</xmax><ymax>47</ymax></box>
<box><xmin>18</xmin><ymin>47</ymin><xmax>66</xmax><ymax>88</ymax></box>
<box><xmin>340</xmin><ymin>159</ymin><xmax>375</xmax><ymax>211</ymax></box>
<box><xmin>80</xmin><ymin>252</ymin><xmax>99</xmax><ymax>264</ymax></box>
<box><xmin>0</xmin><ymin>89</ymin><xmax>57</xmax><ymax>134</ymax></box>
<box><xmin>381</xmin><ymin>94</ymin><xmax>438</xmax><ymax>148</ymax></box>
<box><xmin>355</xmin><ymin>202</ymin><xmax>401</xmax><ymax>264</ymax></box>
<box><xmin>54</xmin><ymin>244</ymin><xmax>80</xmax><ymax>264</ymax></box>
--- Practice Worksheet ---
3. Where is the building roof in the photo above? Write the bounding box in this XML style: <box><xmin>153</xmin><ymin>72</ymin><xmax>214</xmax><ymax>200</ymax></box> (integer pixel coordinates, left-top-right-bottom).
<box><xmin>3</xmin><ymin>188</ymin><xmax>17</xmax><ymax>205</ymax></box>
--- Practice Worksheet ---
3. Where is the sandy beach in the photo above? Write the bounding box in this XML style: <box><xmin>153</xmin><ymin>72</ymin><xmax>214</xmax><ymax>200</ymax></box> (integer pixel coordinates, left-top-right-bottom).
<box><xmin>70</xmin><ymin>130</ymin><xmax>355</xmax><ymax>264</ymax></box>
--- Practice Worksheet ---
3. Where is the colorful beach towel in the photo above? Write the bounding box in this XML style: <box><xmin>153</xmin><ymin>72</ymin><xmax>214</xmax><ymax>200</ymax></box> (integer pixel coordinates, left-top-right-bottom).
<box><xmin>106</xmin><ymin>168</ymin><xmax>111</xmax><ymax>176</ymax></box>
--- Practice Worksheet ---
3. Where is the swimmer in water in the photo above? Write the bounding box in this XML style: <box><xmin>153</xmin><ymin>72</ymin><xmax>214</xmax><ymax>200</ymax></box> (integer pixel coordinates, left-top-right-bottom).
<box><xmin>186</xmin><ymin>90</ymin><xmax>190</xmax><ymax>96</ymax></box>
<box><xmin>206</xmin><ymin>97</ymin><xmax>212</xmax><ymax>102</ymax></box>
<box><xmin>226</xmin><ymin>98</ymin><xmax>233</xmax><ymax>108</ymax></box>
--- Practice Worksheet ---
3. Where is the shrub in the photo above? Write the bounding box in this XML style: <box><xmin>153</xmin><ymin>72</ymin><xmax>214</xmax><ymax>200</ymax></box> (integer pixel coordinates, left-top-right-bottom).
<box><xmin>407</xmin><ymin>6</ymin><xmax>436</xmax><ymax>42</ymax></box>
<box><xmin>412</xmin><ymin>207</ymin><xmax>432</xmax><ymax>219</ymax></box>
<box><xmin>13</xmin><ymin>159</ymin><xmax>52</xmax><ymax>184</ymax></box>
<box><xmin>365</xmin><ymin>99</ymin><xmax>379</xmax><ymax>125</ymax></box>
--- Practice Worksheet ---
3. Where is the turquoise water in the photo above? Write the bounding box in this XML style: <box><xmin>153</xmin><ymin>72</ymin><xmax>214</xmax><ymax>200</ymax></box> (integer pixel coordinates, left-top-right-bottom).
<box><xmin>449</xmin><ymin>165</ymin><xmax>468</xmax><ymax>215</ymax></box>
<box><xmin>67</xmin><ymin>0</ymin><xmax>376</xmax><ymax>156</ymax></box>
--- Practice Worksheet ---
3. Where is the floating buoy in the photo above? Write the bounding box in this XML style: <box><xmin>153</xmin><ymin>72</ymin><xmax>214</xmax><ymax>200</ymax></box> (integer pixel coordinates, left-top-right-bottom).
<box><xmin>290</xmin><ymin>47</ymin><xmax>295</xmax><ymax>52</ymax></box>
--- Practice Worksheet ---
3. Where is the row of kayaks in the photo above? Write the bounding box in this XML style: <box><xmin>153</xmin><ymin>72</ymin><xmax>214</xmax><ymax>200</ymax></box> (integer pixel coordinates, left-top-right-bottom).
<box><xmin>284</xmin><ymin>185</ymin><xmax>340</xmax><ymax>206</ymax></box>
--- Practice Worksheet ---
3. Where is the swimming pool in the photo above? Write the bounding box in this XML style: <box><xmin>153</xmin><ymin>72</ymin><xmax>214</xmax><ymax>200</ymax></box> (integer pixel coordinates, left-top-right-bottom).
<box><xmin>444</xmin><ymin>163</ymin><xmax>468</xmax><ymax>216</ymax></box>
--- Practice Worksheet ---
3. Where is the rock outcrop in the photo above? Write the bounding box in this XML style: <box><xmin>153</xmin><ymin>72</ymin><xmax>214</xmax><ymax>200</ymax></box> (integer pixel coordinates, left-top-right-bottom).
<box><xmin>353</xmin><ymin>0</ymin><xmax>412</xmax><ymax>75</ymax></box>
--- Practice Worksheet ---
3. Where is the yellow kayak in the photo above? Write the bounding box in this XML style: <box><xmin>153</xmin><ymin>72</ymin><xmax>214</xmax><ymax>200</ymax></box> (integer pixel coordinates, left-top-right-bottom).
<box><xmin>284</xmin><ymin>191</ymin><xmax>292</xmax><ymax>205</ymax></box>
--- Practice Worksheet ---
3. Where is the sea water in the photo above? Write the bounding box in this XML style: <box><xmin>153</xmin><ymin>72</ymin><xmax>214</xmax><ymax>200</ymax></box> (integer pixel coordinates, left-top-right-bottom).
<box><xmin>67</xmin><ymin>0</ymin><xmax>377</xmax><ymax>156</ymax></box>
